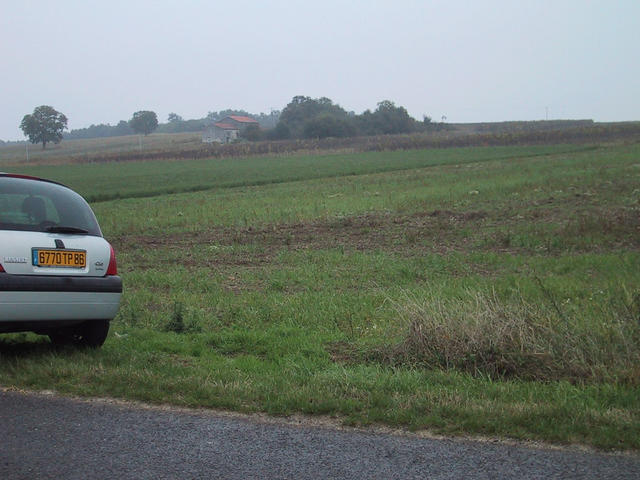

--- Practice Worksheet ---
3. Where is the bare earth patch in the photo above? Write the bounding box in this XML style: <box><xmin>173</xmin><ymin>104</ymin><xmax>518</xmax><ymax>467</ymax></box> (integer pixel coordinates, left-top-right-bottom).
<box><xmin>115</xmin><ymin>205</ymin><xmax>639</xmax><ymax>269</ymax></box>
<box><xmin>116</xmin><ymin>210</ymin><xmax>488</xmax><ymax>259</ymax></box>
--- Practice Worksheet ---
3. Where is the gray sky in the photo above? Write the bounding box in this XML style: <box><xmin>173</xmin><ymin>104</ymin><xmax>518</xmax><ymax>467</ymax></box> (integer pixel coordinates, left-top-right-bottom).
<box><xmin>1</xmin><ymin>0</ymin><xmax>639</xmax><ymax>141</ymax></box>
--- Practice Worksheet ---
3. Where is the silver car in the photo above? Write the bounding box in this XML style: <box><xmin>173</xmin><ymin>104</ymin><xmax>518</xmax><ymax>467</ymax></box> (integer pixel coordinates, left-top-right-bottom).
<box><xmin>0</xmin><ymin>173</ymin><xmax>122</xmax><ymax>347</ymax></box>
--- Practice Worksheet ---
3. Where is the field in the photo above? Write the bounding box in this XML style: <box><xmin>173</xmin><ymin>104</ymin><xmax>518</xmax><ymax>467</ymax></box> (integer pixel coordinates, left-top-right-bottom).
<box><xmin>1</xmin><ymin>141</ymin><xmax>639</xmax><ymax>450</ymax></box>
<box><xmin>0</xmin><ymin>132</ymin><xmax>202</xmax><ymax>164</ymax></box>
<box><xmin>2</xmin><ymin>121</ymin><xmax>639</xmax><ymax>166</ymax></box>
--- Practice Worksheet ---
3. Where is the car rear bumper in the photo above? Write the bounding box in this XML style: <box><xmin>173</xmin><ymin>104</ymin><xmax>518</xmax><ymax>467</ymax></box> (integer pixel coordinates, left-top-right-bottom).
<box><xmin>0</xmin><ymin>273</ymin><xmax>122</xmax><ymax>324</ymax></box>
<box><xmin>0</xmin><ymin>273</ymin><xmax>122</xmax><ymax>293</ymax></box>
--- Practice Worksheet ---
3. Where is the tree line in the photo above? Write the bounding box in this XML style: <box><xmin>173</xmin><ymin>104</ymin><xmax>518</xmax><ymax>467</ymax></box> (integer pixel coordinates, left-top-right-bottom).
<box><xmin>19</xmin><ymin>107</ymin><xmax>159</xmax><ymax>148</ymax></box>
<box><xmin>18</xmin><ymin>97</ymin><xmax>443</xmax><ymax>147</ymax></box>
<box><xmin>257</xmin><ymin>96</ymin><xmax>440</xmax><ymax>141</ymax></box>
<box><xmin>64</xmin><ymin>109</ymin><xmax>281</xmax><ymax>140</ymax></box>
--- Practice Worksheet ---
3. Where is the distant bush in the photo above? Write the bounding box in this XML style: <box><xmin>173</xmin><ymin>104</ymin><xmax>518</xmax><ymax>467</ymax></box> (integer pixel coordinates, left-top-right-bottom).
<box><xmin>156</xmin><ymin>118</ymin><xmax>206</xmax><ymax>134</ymax></box>
<box><xmin>355</xmin><ymin>100</ymin><xmax>417</xmax><ymax>136</ymax></box>
<box><xmin>240</xmin><ymin>124</ymin><xmax>264</xmax><ymax>141</ymax></box>
<box><xmin>65</xmin><ymin>120</ymin><xmax>134</xmax><ymax>140</ymax></box>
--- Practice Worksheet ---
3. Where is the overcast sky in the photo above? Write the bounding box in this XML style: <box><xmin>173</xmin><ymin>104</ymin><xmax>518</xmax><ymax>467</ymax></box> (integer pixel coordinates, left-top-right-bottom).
<box><xmin>1</xmin><ymin>0</ymin><xmax>639</xmax><ymax>140</ymax></box>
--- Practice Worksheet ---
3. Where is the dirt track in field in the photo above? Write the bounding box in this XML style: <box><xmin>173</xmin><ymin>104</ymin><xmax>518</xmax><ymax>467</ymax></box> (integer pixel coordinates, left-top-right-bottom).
<box><xmin>117</xmin><ymin>210</ymin><xmax>491</xmax><ymax>262</ymax></box>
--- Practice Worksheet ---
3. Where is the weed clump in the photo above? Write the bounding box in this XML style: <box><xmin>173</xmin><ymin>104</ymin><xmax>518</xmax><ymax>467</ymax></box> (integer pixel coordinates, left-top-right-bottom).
<box><xmin>164</xmin><ymin>302</ymin><xmax>186</xmax><ymax>333</ymax></box>
<box><xmin>164</xmin><ymin>302</ymin><xmax>203</xmax><ymax>334</ymax></box>
<box><xmin>383</xmin><ymin>287</ymin><xmax>640</xmax><ymax>384</ymax></box>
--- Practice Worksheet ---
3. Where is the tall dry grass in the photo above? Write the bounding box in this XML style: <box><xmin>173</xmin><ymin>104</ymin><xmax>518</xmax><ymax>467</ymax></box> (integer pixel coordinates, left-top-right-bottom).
<box><xmin>384</xmin><ymin>286</ymin><xmax>640</xmax><ymax>384</ymax></box>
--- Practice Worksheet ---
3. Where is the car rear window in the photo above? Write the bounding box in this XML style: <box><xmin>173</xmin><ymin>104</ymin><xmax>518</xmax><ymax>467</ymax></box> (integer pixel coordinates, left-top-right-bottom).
<box><xmin>0</xmin><ymin>176</ymin><xmax>102</xmax><ymax>236</ymax></box>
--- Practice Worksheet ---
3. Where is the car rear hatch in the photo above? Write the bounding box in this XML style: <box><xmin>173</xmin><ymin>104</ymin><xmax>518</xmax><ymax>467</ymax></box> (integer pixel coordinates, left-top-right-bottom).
<box><xmin>0</xmin><ymin>230</ymin><xmax>113</xmax><ymax>277</ymax></box>
<box><xmin>0</xmin><ymin>174</ymin><xmax>114</xmax><ymax>278</ymax></box>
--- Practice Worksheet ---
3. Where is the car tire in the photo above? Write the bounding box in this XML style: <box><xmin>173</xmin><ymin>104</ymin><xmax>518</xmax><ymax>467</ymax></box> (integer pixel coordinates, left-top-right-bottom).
<box><xmin>48</xmin><ymin>320</ymin><xmax>110</xmax><ymax>348</ymax></box>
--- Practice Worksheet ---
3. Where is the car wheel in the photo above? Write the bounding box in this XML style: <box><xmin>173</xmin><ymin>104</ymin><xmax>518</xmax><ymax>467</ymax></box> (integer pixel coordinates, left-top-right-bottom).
<box><xmin>48</xmin><ymin>320</ymin><xmax>110</xmax><ymax>348</ymax></box>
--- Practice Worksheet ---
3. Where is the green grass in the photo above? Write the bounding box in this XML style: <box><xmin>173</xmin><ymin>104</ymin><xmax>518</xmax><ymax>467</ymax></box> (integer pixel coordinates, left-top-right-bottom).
<box><xmin>1</xmin><ymin>142</ymin><xmax>640</xmax><ymax>450</ymax></box>
<box><xmin>4</xmin><ymin>144</ymin><xmax>590</xmax><ymax>202</ymax></box>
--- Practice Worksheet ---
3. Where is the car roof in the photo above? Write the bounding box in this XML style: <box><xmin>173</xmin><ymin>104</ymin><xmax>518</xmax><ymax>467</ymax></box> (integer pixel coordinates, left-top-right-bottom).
<box><xmin>0</xmin><ymin>173</ymin><xmax>67</xmax><ymax>188</ymax></box>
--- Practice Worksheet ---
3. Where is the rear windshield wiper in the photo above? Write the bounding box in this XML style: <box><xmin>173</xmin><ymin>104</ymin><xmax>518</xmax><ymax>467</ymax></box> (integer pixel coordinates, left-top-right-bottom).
<box><xmin>45</xmin><ymin>226</ymin><xmax>89</xmax><ymax>234</ymax></box>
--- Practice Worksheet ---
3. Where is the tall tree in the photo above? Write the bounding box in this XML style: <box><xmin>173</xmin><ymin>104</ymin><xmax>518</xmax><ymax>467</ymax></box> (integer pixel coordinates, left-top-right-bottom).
<box><xmin>356</xmin><ymin>100</ymin><xmax>416</xmax><ymax>135</ymax></box>
<box><xmin>373</xmin><ymin>100</ymin><xmax>415</xmax><ymax>134</ymax></box>
<box><xmin>20</xmin><ymin>105</ymin><xmax>68</xmax><ymax>149</ymax></box>
<box><xmin>277</xmin><ymin>96</ymin><xmax>351</xmax><ymax>138</ymax></box>
<box><xmin>129</xmin><ymin>111</ymin><xmax>158</xmax><ymax>135</ymax></box>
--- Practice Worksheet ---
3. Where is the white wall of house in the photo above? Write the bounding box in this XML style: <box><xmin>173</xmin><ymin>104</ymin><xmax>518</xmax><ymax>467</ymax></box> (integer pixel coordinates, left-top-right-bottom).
<box><xmin>202</xmin><ymin>126</ymin><xmax>239</xmax><ymax>143</ymax></box>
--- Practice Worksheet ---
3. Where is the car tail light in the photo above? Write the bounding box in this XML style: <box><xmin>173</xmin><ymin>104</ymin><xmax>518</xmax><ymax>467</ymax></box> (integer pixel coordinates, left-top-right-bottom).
<box><xmin>0</xmin><ymin>263</ymin><xmax>4</xmax><ymax>273</ymax></box>
<box><xmin>106</xmin><ymin>244</ymin><xmax>118</xmax><ymax>276</ymax></box>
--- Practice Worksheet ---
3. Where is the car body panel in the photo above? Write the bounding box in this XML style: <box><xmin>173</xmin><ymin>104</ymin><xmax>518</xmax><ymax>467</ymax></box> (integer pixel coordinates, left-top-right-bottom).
<box><xmin>0</xmin><ymin>291</ymin><xmax>121</xmax><ymax>322</ymax></box>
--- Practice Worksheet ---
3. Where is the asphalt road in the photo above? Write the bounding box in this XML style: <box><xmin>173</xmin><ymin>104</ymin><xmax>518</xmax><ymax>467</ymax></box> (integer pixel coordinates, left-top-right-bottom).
<box><xmin>1</xmin><ymin>390</ymin><xmax>639</xmax><ymax>479</ymax></box>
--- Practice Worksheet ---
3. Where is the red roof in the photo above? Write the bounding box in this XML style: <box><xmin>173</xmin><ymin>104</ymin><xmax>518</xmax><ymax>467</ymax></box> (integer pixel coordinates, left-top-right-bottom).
<box><xmin>228</xmin><ymin>115</ymin><xmax>258</xmax><ymax>124</ymax></box>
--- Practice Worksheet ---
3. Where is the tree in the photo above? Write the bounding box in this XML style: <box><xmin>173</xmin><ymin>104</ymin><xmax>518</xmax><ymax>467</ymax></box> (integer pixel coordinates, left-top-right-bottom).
<box><xmin>115</xmin><ymin>120</ymin><xmax>135</xmax><ymax>136</ymax></box>
<box><xmin>129</xmin><ymin>111</ymin><xmax>158</xmax><ymax>135</ymax></box>
<box><xmin>278</xmin><ymin>96</ymin><xmax>351</xmax><ymax>138</ymax></box>
<box><xmin>167</xmin><ymin>112</ymin><xmax>183</xmax><ymax>123</ymax></box>
<box><xmin>303</xmin><ymin>114</ymin><xmax>355</xmax><ymax>139</ymax></box>
<box><xmin>20</xmin><ymin>105</ymin><xmax>68</xmax><ymax>149</ymax></box>
<box><xmin>240</xmin><ymin>123</ymin><xmax>264</xmax><ymax>141</ymax></box>
<box><xmin>355</xmin><ymin>100</ymin><xmax>416</xmax><ymax>136</ymax></box>
<box><xmin>267</xmin><ymin>122</ymin><xmax>291</xmax><ymax>140</ymax></box>
<box><xmin>255</xmin><ymin>110</ymin><xmax>281</xmax><ymax>129</ymax></box>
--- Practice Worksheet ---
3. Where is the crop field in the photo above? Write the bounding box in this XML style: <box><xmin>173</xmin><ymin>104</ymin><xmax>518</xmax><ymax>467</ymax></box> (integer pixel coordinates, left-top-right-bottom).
<box><xmin>0</xmin><ymin>132</ymin><xmax>201</xmax><ymax>164</ymax></box>
<box><xmin>3</xmin><ymin>121</ymin><xmax>639</xmax><ymax>166</ymax></box>
<box><xmin>1</xmin><ymin>142</ymin><xmax>639</xmax><ymax>449</ymax></box>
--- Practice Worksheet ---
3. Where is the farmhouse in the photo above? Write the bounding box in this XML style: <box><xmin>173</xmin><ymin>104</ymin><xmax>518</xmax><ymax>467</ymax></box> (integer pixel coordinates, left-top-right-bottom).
<box><xmin>202</xmin><ymin>115</ymin><xmax>259</xmax><ymax>143</ymax></box>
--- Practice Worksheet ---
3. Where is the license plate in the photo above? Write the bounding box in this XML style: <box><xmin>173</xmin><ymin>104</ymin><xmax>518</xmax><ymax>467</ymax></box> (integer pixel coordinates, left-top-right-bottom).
<box><xmin>32</xmin><ymin>249</ymin><xmax>87</xmax><ymax>268</ymax></box>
